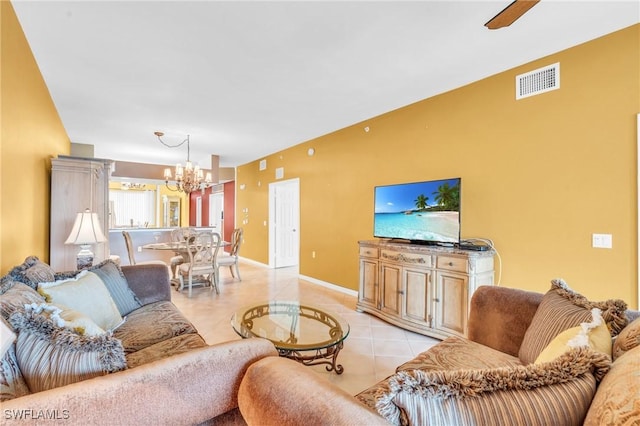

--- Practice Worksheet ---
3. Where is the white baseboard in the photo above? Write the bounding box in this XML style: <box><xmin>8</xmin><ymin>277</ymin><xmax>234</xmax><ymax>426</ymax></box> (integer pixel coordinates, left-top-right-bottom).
<box><xmin>298</xmin><ymin>274</ymin><xmax>358</xmax><ymax>297</ymax></box>
<box><xmin>237</xmin><ymin>256</ymin><xmax>358</xmax><ymax>297</ymax></box>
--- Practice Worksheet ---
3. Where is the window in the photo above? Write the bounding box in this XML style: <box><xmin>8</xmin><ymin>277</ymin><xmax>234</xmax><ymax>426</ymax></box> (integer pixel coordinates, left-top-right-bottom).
<box><xmin>109</xmin><ymin>189</ymin><xmax>156</xmax><ymax>227</ymax></box>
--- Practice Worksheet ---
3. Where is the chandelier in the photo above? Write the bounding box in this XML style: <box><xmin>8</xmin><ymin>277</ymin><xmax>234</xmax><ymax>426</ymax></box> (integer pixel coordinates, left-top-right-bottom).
<box><xmin>155</xmin><ymin>131</ymin><xmax>212</xmax><ymax>194</ymax></box>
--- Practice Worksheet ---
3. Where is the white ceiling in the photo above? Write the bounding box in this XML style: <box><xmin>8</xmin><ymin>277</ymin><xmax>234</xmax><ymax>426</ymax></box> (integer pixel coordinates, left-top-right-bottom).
<box><xmin>12</xmin><ymin>1</ymin><xmax>639</xmax><ymax>169</ymax></box>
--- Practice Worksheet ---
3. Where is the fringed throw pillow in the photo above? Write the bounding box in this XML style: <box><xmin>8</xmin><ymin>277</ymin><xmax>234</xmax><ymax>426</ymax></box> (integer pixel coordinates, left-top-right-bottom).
<box><xmin>9</xmin><ymin>308</ymin><xmax>126</xmax><ymax>393</ymax></box>
<box><xmin>535</xmin><ymin>308</ymin><xmax>612</xmax><ymax>364</ymax></box>
<box><xmin>38</xmin><ymin>270</ymin><xmax>123</xmax><ymax>331</ymax></box>
<box><xmin>518</xmin><ymin>278</ymin><xmax>627</xmax><ymax>365</ymax></box>
<box><xmin>8</xmin><ymin>257</ymin><xmax>55</xmax><ymax>291</ymax></box>
<box><xmin>376</xmin><ymin>347</ymin><xmax>610</xmax><ymax>426</ymax></box>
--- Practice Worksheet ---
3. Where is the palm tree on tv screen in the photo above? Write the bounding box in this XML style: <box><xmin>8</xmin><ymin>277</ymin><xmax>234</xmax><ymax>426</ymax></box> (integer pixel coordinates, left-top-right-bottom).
<box><xmin>414</xmin><ymin>194</ymin><xmax>429</xmax><ymax>211</ymax></box>
<box><xmin>433</xmin><ymin>182</ymin><xmax>460</xmax><ymax>211</ymax></box>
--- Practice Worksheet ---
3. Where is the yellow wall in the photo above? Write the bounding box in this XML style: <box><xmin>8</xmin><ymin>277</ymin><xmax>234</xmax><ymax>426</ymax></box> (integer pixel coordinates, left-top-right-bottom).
<box><xmin>237</xmin><ymin>25</ymin><xmax>640</xmax><ymax>308</ymax></box>
<box><xmin>1</xmin><ymin>2</ymin><xmax>70</xmax><ymax>274</ymax></box>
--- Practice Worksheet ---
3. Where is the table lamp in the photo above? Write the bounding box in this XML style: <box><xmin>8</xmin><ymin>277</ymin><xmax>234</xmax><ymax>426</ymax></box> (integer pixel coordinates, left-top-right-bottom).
<box><xmin>65</xmin><ymin>208</ymin><xmax>107</xmax><ymax>270</ymax></box>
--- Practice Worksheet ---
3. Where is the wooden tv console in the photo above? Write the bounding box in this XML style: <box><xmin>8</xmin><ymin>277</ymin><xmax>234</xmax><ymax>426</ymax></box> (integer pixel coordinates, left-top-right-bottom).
<box><xmin>356</xmin><ymin>240</ymin><xmax>495</xmax><ymax>340</ymax></box>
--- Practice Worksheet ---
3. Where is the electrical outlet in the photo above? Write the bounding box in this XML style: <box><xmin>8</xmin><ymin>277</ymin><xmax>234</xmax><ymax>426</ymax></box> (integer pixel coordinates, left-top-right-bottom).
<box><xmin>592</xmin><ymin>234</ymin><xmax>612</xmax><ymax>249</ymax></box>
<box><xmin>137</xmin><ymin>246</ymin><xmax>142</xmax><ymax>252</ymax></box>
<box><xmin>312</xmin><ymin>251</ymin><xmax>316</xmax><ymax>259</ymax></box>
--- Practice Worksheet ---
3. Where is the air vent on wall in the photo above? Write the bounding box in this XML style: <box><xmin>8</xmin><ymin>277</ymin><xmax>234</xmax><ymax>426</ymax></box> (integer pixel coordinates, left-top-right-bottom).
<box><xmin>516</xmin><ymin>62</ymin><xmax>560</xmax><ymax>100</ymax></box>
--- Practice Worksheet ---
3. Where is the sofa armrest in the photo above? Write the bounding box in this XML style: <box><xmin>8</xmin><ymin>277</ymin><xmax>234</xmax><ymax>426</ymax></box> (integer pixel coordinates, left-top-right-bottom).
<box><xmin>467</xmin><ymin>286</ymin><xmax>543</xmax><ymax>357</ymax></box>
<box><xmin>121</xmin><ymin>263</ymin><xmax>171</xmax><ymax>305</ymax></box>
<box><xmin>238</xmin><ymin>357</ymin><xmax>389</xmax><ymax>426</ymax></box>
<box><xmin>2</xmin><ymin>338</ymin><xmax>277</xmax><ymax>425</ymax></box>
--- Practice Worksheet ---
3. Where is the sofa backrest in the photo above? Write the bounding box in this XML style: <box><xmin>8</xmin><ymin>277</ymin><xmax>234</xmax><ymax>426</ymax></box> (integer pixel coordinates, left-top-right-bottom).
<box><xmin>121</xmin><ymin>264</ymin><xmax>171</xmax><ymax>305</ymax></box>
<box><xmin>468</xmin><ymin>286</ymin><xmax>543</xmax><ymax>357</ymax></box>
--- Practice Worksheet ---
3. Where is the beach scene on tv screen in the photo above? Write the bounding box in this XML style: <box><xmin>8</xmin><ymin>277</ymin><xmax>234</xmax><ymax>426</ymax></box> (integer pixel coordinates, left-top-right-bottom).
<box><xmin>374</xmin><ymin>179</ymin><xmax>460</xmax><ymax>243</ymax></box>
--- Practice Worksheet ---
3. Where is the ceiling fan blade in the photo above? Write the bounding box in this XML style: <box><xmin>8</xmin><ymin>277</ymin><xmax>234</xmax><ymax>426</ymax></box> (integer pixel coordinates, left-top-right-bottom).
<box><xmin>485</xmin><ymin>0</ymin><xmax>540</xmax><ymax>30</ymax></box>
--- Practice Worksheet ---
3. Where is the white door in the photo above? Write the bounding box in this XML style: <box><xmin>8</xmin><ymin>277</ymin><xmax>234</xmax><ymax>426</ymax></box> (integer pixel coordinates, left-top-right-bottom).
<box><xmin>209</xmin><ymin>192</ymin><xmax>224</xmax><ymax>238</ymax></box>
<box><xmin>269</xmin><ymin>178</ymin><xmax>300</xmax><ymax>268</ymax></box>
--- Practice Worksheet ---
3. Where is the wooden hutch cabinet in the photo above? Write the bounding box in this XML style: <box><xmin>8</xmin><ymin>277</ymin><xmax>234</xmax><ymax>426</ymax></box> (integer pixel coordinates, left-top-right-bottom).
<box><xmin>357</xmin><ymin>240</ymin><xmax>495</xmax><ymax>339</ymax></box>
<box><xmin>50</xmin><ymin>156</ymin><xmax>111</xmax><ymax>272</ymax></box>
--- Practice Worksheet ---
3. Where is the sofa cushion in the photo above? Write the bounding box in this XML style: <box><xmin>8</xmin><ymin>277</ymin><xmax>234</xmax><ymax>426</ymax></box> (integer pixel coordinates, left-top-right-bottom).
<box><xmin>9</xmin><ymin>308</ymin><xmax>126</xmax><ymax>393</ymax></box>
<box><xmin>38</xmin><ymin>270</ymin><xmax>123</xmax><ymax>331</ymax></box>
<box><xmin>0</xmin><ymin>282</ymin><xmax>45</xmax><ymax>320</ymax></box>
<box><xmin>584</xmin><ymin>345</ymin><xmax>640</xmax><ymax>425</ymax></box>
<box><xmin>397</xmin><ymin>335</ymin><xmax>523</xmax><ymax>372</ymax></box>
<box><xmin>376</xmin><ymin>347</ymin><xmax>609</xmax><ymax>426</ymax></box>
<box><xmin>518</xmin><ymin>279</ymin><xmax>627</xmax><ymax>364</ymax></box>
<box><xmin>113</xmin><ymin>300</ymin><xmax>198</xmax><ymax>353</ymax></box>
<box><xmin>7</xmin><ymin>256</ymin><xmax>55</xmax><ymax>291</ymax></box>
<box><xmin>612</xmin><ymin>316</ymin><xmax>640</xmax><ymax>361</ymax></box>
<box><xmin>535</xmin><ymin>308</ymin><xmax>612</xmax><ymax>364</ymax></box>
<box><xmin>125</xmin><ymin>333</ymin><xmax>207</xmax><ymax>369</ymax></box>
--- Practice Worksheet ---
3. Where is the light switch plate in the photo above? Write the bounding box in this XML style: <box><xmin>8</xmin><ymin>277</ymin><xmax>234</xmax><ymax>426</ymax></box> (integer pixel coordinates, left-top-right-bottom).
<box><xmin>592</xmin><ymin>233</ymin><xmax>613</xmax><ymax>249</ymax></box>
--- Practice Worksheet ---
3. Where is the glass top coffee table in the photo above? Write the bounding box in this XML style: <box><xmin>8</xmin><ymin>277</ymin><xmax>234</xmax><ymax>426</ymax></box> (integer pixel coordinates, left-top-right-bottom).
<box><xmin>231</xmin><ymin>301</ymin><xmax>350</xmax><ymax>374</ymax></box>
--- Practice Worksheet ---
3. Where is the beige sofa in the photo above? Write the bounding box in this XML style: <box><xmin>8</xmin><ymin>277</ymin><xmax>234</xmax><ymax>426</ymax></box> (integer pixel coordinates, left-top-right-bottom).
<box><xmin>0</xmin><ymin>258</ymin><xmax>277</xmax><ymax>425</ymax></box>
<box><xmin>238</xmin><ymin>283</ymin><xmax>640</xmax><ymax>425</ymax></box>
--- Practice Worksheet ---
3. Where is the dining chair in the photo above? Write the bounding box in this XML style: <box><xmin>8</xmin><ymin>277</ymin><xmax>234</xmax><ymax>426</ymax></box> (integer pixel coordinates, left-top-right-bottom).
<box><xmin>215</xmin><ymin>227</ymin><xmax>243</xmax><ymax>281</ymax></box>
<box><xmin>177</xmin><ymin>231</ymin><xmax>221</xmax><ymax>296</ymax></box>
<box><xmin>121</xmin><ymin>231</ymin><xmax>169</xmax><ymax>270</ymax></box>
<box><xmin>169</xmin><ymin>227</ymin><xmax>195</xmax><ymax>279</ymax></box>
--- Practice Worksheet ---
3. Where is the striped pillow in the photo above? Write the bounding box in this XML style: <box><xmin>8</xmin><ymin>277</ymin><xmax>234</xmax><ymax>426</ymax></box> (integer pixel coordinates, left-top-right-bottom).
<box><xmin>88</xmin><ymin>260</ymin><xmax>142</xmax><ymax>316</ymax></box>
<box><xmin>518</xmin><ymin>279</ymin><xmax>627</xmax><ymax>365</ymax></box>
<box><xmin>376</xmin><ymin>347</ymin><xmax>610</xmax><ymax>426</ymax></box>
<box><xmin>8</xmin><ymin>308</ymin><xmax>126</xmax><ymax>393</ymax></box>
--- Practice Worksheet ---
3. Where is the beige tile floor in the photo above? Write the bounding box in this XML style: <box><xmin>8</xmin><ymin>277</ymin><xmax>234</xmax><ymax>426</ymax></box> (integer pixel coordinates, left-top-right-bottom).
<box><xmin>171</xmin><ymin>261</ymin><xmax>440</xmax><ymax>395</ymax></box>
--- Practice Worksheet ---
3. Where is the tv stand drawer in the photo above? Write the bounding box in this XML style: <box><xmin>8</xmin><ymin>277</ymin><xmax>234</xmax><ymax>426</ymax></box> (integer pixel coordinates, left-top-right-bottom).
<box><xmin>359</xmin><ymin>246</ymin><xmax>379</xmax><ymax>258</ymax></box>
<box><xmin>380</xmin><ymin>250</ymin><xmax>432</xmax><ymax>267</ymax></box>
<box><xmin>437</xmin><ymin>256</ymin><xmax>468</xmax><ymax>273</ymax></box>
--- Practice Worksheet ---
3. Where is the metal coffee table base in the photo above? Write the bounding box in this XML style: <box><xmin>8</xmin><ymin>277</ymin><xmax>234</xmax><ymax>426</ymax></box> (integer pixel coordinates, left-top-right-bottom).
<box><xmin>277</xmin><ymin>340</ymin><xmax>345</xmax><ymax>374</ymax></box>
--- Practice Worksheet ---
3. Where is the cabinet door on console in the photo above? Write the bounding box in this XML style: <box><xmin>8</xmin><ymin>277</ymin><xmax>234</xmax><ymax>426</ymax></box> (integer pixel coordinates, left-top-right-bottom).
<box><xmin>359</xmin><ymin>258</ymin><xmax>379</xmax><ymax>310</ymax></box>
<box><xmin>402</xmin><ymin>267</ymin><xmax>434</xmax><ymax>327</ymax></box>
<box><xmin>434</xmin><ymin>271</ymin><xmax>469</xmax><ymax>337</ymax></box>
<box><xmin>379</xmin><ymin>262</ymin><xmax>402</xmax><ymax>317</ymax></box>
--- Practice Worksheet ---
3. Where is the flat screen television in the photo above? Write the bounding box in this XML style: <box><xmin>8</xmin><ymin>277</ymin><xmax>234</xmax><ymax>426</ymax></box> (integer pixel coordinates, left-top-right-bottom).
<box><xmin>374</xmin><ymin>177</ymin><xmax>461</xmax><ymax>245</ymax></box>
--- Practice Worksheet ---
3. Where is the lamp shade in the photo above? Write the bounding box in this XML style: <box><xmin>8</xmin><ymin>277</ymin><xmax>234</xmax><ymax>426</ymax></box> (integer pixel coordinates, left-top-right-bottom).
<box><xmin>64</xmin><ymin>209</ymin><xmax>107</xmax><ymax>245</ymax></box>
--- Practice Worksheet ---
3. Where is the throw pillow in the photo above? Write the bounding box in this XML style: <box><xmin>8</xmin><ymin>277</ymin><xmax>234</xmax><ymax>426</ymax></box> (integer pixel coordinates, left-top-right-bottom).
<box><xmin>38</xmin><ymin>270</ymin><xmax>123</xmax><ymax>331</ymax></box>
<box><xmin>612</xmin><ymin>316</ymin><xmax>640</xmax><ymax>361</ymax></box>
<box><xmin>8</xmin><ymin>308</ymin><xmax>126</xmax><ymax>393</ymax></box>
<box><xmin>24</xmin><ymin>303</ymin><xmax>105</xmax><ymax>337</ymax></box>
<box><xmin>88</xmin><ymin>260</ymin><xmax>142</xmax><ymax>316</ymax></box>
<box><xmin>0</xmin><ymin>323</ymin><xmax>30</xmax><ymax>401</ymax></box>
<box><xmin>535</xmin><ymin>308</ymin><xmax>612</xmax><ymax>364</ymax></box>
<box><xmin>584</xmin><ymin>344</ymin><xmax>640</xmax><ymax>425</ymax></box>
<box><xmin>53</xmin><ymin>260</ymin><xmax>142</xmax><ymax>316</ymax></box>
<box><xmin>0</xmin><ymin>274</ymin><xmax>16</xmax><ymax>295</ymax></box>
<box><xmin>8</xmin><ymin>256</ymin><xmax>55</xmax><ymax>291</ymax></box>
<box><xmin>518</xmin><ymin>278</ymin><xmax>627</xmax><ymax>365</ymax></box>
<box><xmin>375</xmin><ymin>347</ymin><xmax>611</xmax><ymax>426</ymax></box>
<box><xmin>0</xmin><ymin>282</ymin><xmax>45</xmax><ymax>320</ymax></box>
